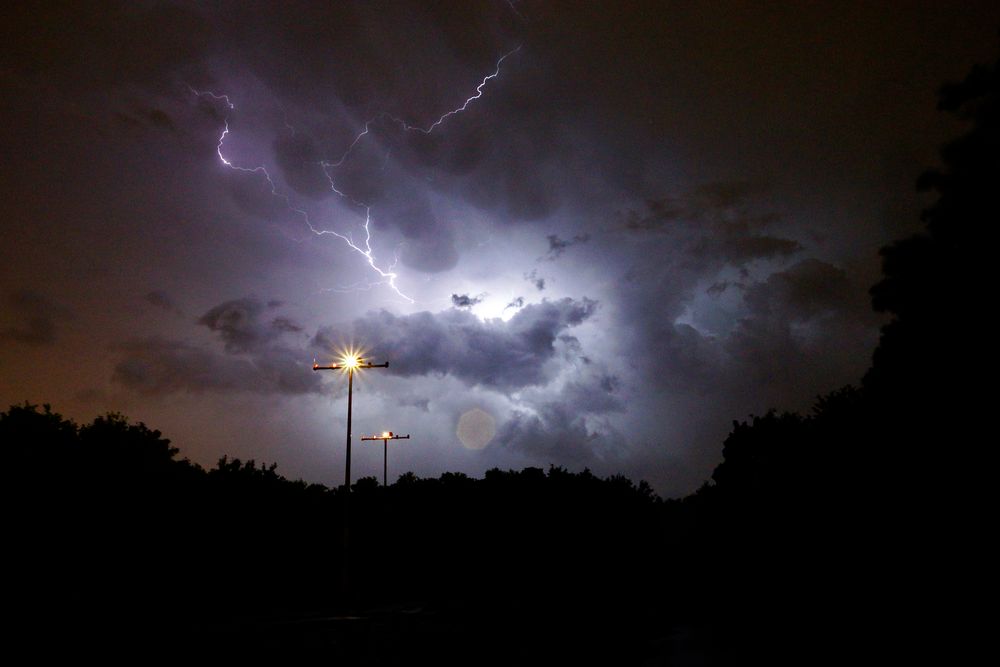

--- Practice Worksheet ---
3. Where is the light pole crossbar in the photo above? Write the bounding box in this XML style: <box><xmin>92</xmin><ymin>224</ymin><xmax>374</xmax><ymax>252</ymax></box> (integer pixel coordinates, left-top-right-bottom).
<box><xmin>361</xmin><ymin>432</ymin><xmax>411</xmax><ymax>486</ymax></box>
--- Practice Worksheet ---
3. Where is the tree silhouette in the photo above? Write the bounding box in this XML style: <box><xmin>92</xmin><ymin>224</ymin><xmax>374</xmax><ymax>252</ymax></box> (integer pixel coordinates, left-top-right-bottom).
<box><xmin>866</xmin><ymin>55</ymin><xmax>998</xmax><ymax>463</ymax></box>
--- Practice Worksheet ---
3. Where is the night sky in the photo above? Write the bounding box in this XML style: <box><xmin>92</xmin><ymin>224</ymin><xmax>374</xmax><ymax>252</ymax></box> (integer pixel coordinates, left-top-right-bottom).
<box><xmin>3</xmin><ymin>1</ymin><xmax>998</xmax><ymax>497</ymax></box>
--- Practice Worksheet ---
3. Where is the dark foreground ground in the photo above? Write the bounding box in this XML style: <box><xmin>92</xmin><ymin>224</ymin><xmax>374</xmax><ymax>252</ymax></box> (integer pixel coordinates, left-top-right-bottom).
<box><xmin>169</xmin><ymin>605</ymin><xmax>722</xmax><ymax>665</ymax></box>
<box><xmin>11</xmin><ymin>600</ymin><xmax>750</xmax><ymax>665</ymax></box>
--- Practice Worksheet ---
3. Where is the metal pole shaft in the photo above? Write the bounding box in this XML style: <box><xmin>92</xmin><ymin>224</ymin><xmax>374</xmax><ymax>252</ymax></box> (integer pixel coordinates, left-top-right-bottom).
<box><xmin>383</xmin><ymin>438</ymin><xmax>388</xmax><ymax>486</ymax></box>
<box><xmin>343</xmin><ymin>367</ymin><xmax>353</xmax><ymax>605</ymax></box>
<box><xmin>345</xmin><ymin>367</ymin><xmax>353</xmax><ymax>490</ymax></box>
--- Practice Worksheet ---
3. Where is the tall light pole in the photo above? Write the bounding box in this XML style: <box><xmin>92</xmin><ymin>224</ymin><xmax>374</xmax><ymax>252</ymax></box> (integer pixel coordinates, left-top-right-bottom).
<box><xmin>361</xmin><ymin>431</ymin><xmax>410</xmax><ymax>486</ymax></box>
<box><xmin>313</xmin><ymin>352</ymin><xmax>388</xmax><ymax>607</ymax></box>
<box><xmin>313</xmin><ymin>353</ymin><xmax>389</xmax><ymax>491</ymax></box>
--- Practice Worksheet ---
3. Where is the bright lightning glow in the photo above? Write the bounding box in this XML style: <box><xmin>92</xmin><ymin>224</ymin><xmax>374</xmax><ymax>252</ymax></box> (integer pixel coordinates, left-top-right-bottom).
<box><xmin>188</xmin><ymin>45</ymin><xmax>520</xmax><ymax>304</ymax></box>
<box><xmin>475</xmin><ymin>293</ymin><xmax>520</xmax><ymax>321</ymax></box>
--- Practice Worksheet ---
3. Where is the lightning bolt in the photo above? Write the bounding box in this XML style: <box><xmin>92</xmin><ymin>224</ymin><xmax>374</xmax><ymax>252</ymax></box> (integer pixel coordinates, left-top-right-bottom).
<box><xmin>188</xmin><ymin>86</ymin><xmax>413</xmax><ymax>301</ymax></box>
<box><xmin>324</xmin><ymin>45</ymin><xmax>521</xmax><ymax>172</ymax></box>
<box><xmin>189</xmin><ymin>45</ymin><xmax>520</xmax><ymax>303</ymax></box>
<box><xmin>388</xmin><ymin>45</ymin><xmax>521</xmax><ymax>135</ymax></box>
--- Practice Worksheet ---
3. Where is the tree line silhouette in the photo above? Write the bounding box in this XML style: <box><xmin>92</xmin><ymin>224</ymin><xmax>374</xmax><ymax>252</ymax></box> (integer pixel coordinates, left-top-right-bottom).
<box><xmin>4</xmin><ymin>54</ymin><xmax>995</xmax><ymax>662</ymax></box>
<box><xmin>3</xmin><ymin>403</ymin><xmax>675</xmax><ymax>661</ymax></box>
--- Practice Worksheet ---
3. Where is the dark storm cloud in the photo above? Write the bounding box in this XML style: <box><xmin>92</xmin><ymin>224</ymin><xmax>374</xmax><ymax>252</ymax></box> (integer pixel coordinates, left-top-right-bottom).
<box><xmin>381</xmin><ymin>190</ymin><xmax>460</xmax><ymax>273</ymax></box>
<box><xmin>397</xmin><ymin>395</ymin><xmax>431</xmax><ymax>412</ymax></box>
<box><xmin>707</xmin><ymin>281</ymin><xmax>742</xmax><ymax>296</ymax></box>
<box><xmin>624</xmin><ymin>254</ymin><xmax>876</xmax><ymax>391</ymax></box>
<box><xmin>623</xmin><ymin>185</ymin><xmax>800</xmax><ymax>266</ymax></box>
<box><xmin>225</xmin><ymin>171</ymin><xmax>299</xmax><ymax>222</ymax></box>
<box><xmin>113</xmin><ymin>337</ymin><xmax>320</xmax><ymax>396</ymax></box>
<box><xmin>612</xmin><ymin>184</ymin><xmax>807</xmax><ymax>377</ymax></box>
<box><xmin>451</xmin><ymin>293</ymin><xmax>485</xmax><ymax>308</ymax></box>
<box><xmin>271</xmin><ymin>317</ymin><xmax>304</xmax><ymax>334</ymax></box>
<box><xmin>741</xmin><ymin>259</ymin><xmax>865</xmax><ymax>321</ymax></box>
<box><xmin>497</xmin><ymin>403</ymin><xmax>598</xmax><ymax>464</ymax></box>
<box><xmin>114</xmin><ymin>297</ymin><xmax>316</xmax><ymax>396</ymax></box>
<box><xmin>625</xmin><ymin>183</ymin><xmax>780</xmax><ymax>235</ymax></box>
<box><xmin>505</xmin><ymin>297</ymin><xmax>525</xmax><ymax>311</ymax></box>
<box><xmin>205</xmin><ymin>2</ymin><xmax>517</xmax><ymax>116</ymax></box>
<box><xmin>559</xmin><ymin>372</ymin><xmax>624</xmax><ymax>416</ymax></box>
<box><xmin>113</xmin><ymin>338</ymin><xmax>246</xmax><ymax>395</ymax></box>
<box><xmin>198</xmin><ymin>298</ymin><xmax>297</xmax><ymax>353</ymax></box>
<box><xmin>113</xmin><ymin>107</ymin><xmax>176</xmax><ymax>132</ymax></box>
<box><xmin>627</xmin><ymin>255</ymin><xmax>877</xmax><ymax>412</ymax></box>
<box><xmin>723</xmin><ymin>259</ymin><xmax>878</xmax><ymax>386</ymax></box>
<box><xmin>497</xmin><ymin>370</ymin><xmax>624</xmax><ymax>464</ymax></box>
<box><xmin>312</xmin><ymin>297</ymin><xmax>597</xmax><ymax>392</ymax></box>
<box><xmin>145</xmin><ymin>108</ymin><xmax>176</xmax><ymax>131</ymax></box>
<box><xmin>2</xmin><ymin>2</ymin><xmax>211</xmax><ymax>90</ymax></box>
<box><xmin>709</xmin><ymin>236</ymin><xmax>801</xmax><ymax>264</ymax></box>
<box><xmin>0</xmin><ymin>290</ymin><xmax>73</xmax><ymax>347</ymax></box>
<box><xmin>524</xmin><ymin>270</ymin><xmax>545</xmax><ymax>291</ymax></box>
<box><xmin>145</xmin><ymin>290</ymin><xmax>182</xmax><ymax>314</ymax></box>
<box><xmin>545</xmin><ymin>234</ymin><xmax>590</xmax><ymax>259</ymax></box>
<box><xmin>273</xmin><ymin>133</ymin><xmax>332</xmax><ymax>200</ymax></box>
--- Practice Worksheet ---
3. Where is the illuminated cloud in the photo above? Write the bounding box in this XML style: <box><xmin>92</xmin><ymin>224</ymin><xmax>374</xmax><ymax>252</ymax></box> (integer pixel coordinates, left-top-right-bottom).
<box><xmin>313</xmin><ymin>297</ymin><xmax>598</xmax><ymax>392</ymax></box>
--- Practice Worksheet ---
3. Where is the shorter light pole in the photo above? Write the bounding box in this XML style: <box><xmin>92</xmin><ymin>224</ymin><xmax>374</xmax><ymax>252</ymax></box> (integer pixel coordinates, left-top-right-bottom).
<box><xmin>361</xmin><ymin>431</ymin><xmax>410</xmax><ymax>486</ymax></box>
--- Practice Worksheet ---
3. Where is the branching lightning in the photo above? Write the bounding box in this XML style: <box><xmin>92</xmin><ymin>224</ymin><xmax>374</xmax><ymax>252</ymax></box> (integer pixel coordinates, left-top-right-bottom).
<box><xmin>189</xmin><ymin>85</ymin><xmax>412</xmax><ymax>301</ymax></box>
<box><xmin>189</xmin><ymin>45</ymin><xmax>520</xmax><ymax>303</ymax></box>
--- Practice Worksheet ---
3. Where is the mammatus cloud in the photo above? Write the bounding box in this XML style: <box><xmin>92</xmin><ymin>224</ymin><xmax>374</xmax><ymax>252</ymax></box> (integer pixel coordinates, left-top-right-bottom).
<box><xmin>313</xmin><ymin>297</ymin><xmax>598</xmax><ymax>392</ymax></box>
